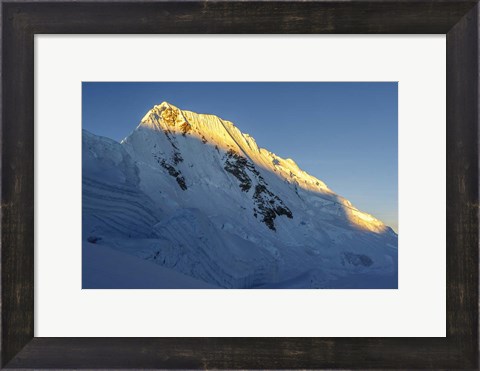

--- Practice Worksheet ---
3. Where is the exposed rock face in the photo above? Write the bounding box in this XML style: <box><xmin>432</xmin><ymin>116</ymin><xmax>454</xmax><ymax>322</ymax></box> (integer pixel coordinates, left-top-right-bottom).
<box><xmin>161</xmin><ymin>105</ymin><xmax>192</xmax><ymax>135</ymax></box>
<box><xmin>223</xmin><ymin>149</ymin><xmax>292</xmax><ymax>230</ymax></box>
<box><xmin>253</xmin><ymin>183</ymin><xmax>293</xmax><ymax>231</ymax></box>
<box><xmin>157</xmin><ymin>157</ymin><xmax>187</xmax><ymax>191</ymax></box>
<box><xmin>224</xmin><ymin>149</ymin><xmax>253</xmax><ymax>192</ymax></box>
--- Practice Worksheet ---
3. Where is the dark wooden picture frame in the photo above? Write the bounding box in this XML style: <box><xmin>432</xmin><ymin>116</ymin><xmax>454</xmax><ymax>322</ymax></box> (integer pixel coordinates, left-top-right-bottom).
<box><xmin>2</xmin><ymin>1</ymin><xmax>478</xmax><ymax>369</ymax></box>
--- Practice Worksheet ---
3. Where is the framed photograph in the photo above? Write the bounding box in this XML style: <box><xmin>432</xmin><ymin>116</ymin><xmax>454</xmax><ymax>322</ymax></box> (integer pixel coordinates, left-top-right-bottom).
<box><xmin>2</xmin><ymin>1</ymin><xmax>478</xmax><ymax>369</ymax></box>
<box><xmin>81</xmin><ymin>81</ymin><xmax>399</xmax><ymax>290</ymax></box>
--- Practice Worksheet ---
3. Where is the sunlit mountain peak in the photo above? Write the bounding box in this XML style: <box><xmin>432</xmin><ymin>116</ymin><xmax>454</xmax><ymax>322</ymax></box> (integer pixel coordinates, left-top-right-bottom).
<box><xmin>130</xmin><ymin>101</ymin><xmax>394</xmax><ymax>235</ymax></box>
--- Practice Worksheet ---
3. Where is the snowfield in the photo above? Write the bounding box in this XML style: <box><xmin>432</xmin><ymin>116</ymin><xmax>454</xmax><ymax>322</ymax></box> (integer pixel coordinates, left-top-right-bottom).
<box><xmin>83</xmin><ymin>102</ymin><xmax>398</xmax><ymax>289</ymax></box>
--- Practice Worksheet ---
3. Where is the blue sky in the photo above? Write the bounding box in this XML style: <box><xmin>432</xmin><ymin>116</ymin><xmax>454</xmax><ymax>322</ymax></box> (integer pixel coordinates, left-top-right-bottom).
<box><xmin>83</xmin><ymin>82</ymin><xmax>398</xmax><ymax>231</ymax></box>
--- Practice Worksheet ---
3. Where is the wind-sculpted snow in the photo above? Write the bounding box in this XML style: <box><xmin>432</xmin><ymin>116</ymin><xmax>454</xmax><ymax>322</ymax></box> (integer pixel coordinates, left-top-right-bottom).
<box><xmin>82</xmin><ymin>130</ymin><xmax>163</xmax><ymax>240</ymax></box>
<box><xmin>148</xmin><ymin>208</ymin><xmax>278</xmax><ymax>288</ymax></box>
<box><xmin>83</xmin><ymin>102</ymin><xmax>398</xmax><ymax>288</ymax></box>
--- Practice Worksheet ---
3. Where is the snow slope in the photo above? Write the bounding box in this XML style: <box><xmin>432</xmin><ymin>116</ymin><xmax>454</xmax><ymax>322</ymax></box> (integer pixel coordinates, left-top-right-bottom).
<box><xmin>83</xmin><ymin>241</ymin><xmax>216</xmax><ymax>289</ymax></box>
<box><xmin>83</xmin><ymin>102</ymin><xmax>398</xmax><ymax>288</ymax></box>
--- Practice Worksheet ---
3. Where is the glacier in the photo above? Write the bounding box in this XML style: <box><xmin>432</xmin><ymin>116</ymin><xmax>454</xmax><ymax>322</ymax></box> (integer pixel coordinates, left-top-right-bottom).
<box><xmin>82</xmin><ymin>101</ymin><xmax>398</xmax><ymax>289</ymax></box>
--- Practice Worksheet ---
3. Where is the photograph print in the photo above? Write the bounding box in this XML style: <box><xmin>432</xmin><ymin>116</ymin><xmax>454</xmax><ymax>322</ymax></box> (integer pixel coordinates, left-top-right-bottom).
<box><xmin>82</xmin><ymin>82</ymin><xmax>398</xmax><ymax>289</ymax></box>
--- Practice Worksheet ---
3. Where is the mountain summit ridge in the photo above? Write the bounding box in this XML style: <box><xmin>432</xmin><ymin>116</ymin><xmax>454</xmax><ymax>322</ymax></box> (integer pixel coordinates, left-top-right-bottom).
<box><xmin>130</xmin><ymin>101</ymin><xmax>391</xmax><ymax>234</ymax></box>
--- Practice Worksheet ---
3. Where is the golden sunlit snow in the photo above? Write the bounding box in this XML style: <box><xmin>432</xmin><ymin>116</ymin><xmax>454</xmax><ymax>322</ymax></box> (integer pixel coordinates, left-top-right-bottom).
<box><xmin>140</xmin><ymin>101</ymin><xmax>388</xmax><ymax>233</ymax></box>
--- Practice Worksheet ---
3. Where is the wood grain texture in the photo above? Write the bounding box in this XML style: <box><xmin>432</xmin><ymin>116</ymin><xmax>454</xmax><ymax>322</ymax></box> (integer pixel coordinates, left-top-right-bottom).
<box><xmin>1</xmin><ymin>2</ymin><xmax>34</xmax><ymax>368</ymax></box>
<box><xmin>2</xmin><ymin>1</ymin><xmax>479</xmax><ymax>34</ymax></box>
<box><xmin>0</xmin><ymin>337</ymin><xmax>469</xmax><ymax>369</ymax></box>
<box><xmin>446</xmin><ymin>3</ymin><xmax>479</xmax><ymax>365</ymax></box>
<box><xmin>1</xmin><ymin>1</ymin><xmax>478</xmax><ymax>369</ymax></box>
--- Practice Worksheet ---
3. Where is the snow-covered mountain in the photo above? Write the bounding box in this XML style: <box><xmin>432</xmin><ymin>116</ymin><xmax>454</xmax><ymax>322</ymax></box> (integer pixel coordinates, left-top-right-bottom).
<box><xmin>82</xmin><ymin>102</ymin><xmax>398</xmax><ymax>289</ymax></box>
